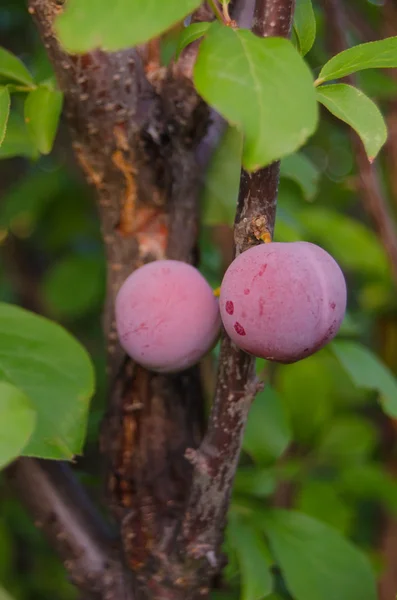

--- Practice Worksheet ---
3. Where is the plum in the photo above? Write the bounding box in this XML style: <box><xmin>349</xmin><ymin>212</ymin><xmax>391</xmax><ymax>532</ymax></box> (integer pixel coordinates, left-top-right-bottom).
<box><xmin>219</xmin><ymin>241</ymin><xmax>346</xmax><ymax>363</ymax></box>
<box><xmin>115</xmin><ymin>260</ymin><xmax>220</xmax><ymax>372</ymax></box>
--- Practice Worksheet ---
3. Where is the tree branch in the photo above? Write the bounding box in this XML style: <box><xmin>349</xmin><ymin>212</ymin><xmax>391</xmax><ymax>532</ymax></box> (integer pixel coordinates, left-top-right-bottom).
<box><xmin>6</xmin><ymin>459</ymin><xmax>135</xmax><ymax>600</ymax></box>
<box><xmin>179</xmin><ymin>0</ymin><xmax>295</xmax><ymax>580</ymax></box>
<box><xmin>321</xmin><ymin>0</ymin><xmax>397</xmax><ymax>285</ymax></box>
<box><xmin>26</xmin><ymin>1</ymin><xmax>210</xmax><ymax>598</ymax></box>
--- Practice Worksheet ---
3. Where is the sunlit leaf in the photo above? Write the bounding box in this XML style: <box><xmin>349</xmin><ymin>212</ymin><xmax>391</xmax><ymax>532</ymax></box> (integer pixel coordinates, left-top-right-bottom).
<box><xmin>318</xmin><ymin>36</ymin><xmax>397</xmax><ymax>83</ymax></box>
<box><xmin>317</xmin><ymin>84</ymin><xmax>387</xmax><ymax>161</ymax></box>
<box><xmin>24</xmin><ymin>86</ymin><xmax>63</xmax><ymax>154</ymax></box>
<box><xmin>331</xmin><ymin>340</ymin><xmax>397</xmax><ymax>418</ymax></box>
<box><xmin>194</xmin><ymin>22</ymin><xmax>318</xmax><ymax>170</ymax></box>
<box><xmin>176</xmin><ymin>22</ymin><xmax>211</xmax><ymax>59</ymax></box>
<box><xmin>56</xmin><ymin>0</ymin><xmax>202</xmax><ymax>53</ymax></box>
<box><xmin>0</xmin><ymin>382</ymin><xmax>36</xmax><ymax>470</ymax></box>
<box><xmin>0</xmin><ymin>303</ymin><xmax>95</xmax><ymax>459</ymax></box>
<box><xmin>0</xmin><ymin>87</ymin><xmax>10</xmax><ymax>147</ymax></box>
<box><xmin>294</xmin><ymin>0</ymin><xmax>316</xmax><ymax>56</ymax></box>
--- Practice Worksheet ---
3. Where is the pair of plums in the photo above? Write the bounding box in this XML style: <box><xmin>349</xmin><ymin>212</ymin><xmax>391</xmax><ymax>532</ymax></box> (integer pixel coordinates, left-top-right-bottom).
<box><xmin>115</xmin><ymin>241</ymin><xmax>347</xmax><ymax>373</ymax></box>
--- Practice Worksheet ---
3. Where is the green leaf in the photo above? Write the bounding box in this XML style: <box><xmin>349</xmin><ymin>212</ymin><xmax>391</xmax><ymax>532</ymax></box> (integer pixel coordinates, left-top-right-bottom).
<box><xmin>243</xmin><ymin>386</ymin><xmax>291</xmax><ymax>465</ymax></box>
<box><xmin>0</xmin><ymin>47</ymin><xmax>34</xmax><ymax>86</ymax></box>
<box><xmin>317</xmin><ymin>36</ymin><xmax>397</xmax><ymax>84</ymax></box>
<box><xmin>24</xmin><ymin>86</ymin><xmax>63</xmax><ymax>154</ymax></box>
<box><xmin>0</xmin><ymin>111</ymin><xmax>39</xmax><ymax>160</ymax></box>
<box><xmin>202</xmin><ymin>125</ymin><xmax>242</xmax><ymax>226</ymax></box>
<box><xmin>331</xmin><ymin>340</ymin><xmax>397</xmax><ymax>418</ymax></box>
<box><xmin>0</xmin><ymin>585</ymin><xmax>15</xmax><ymax>600</ymax></box>
<box><xmin>0</xmin><ymin>382</ymin><xmax>36</xmax><ymax>470</ymax></box>
<box><xmin>234</xmin><ymin>467</ymin><xmax>276</xmax><ymax>498</ymax></box>
<box><xmin>299</xmin><ymin>207</ymin><xmax>389</xmax><ymax>278</ymax></box>
<box><xmin>42</xmin><ymin>255</ymin><xmax>105</xmax><ymax>318</ymax></box>
<box><xmin>176</xmin><ymin>22</ymin><xmax>211</xmax><ymax>60</ymax></box>
<box><xmin>296</xmin><ymin>481</ymin><xmax>353</xmax><ymax>534</ymax></box>
<box><xmin>317</xmin><ymin>416</ymin><xmax>378</xmax><ymax>466</ymax></box>
<box><xmin>317</xmin><ymin>84</ymin><xmax>387</xmax><ymax>161</ymax></box>
<box><xmin>294</xmin><ymin>0</ymin><xmax>316</xmax><ymax>57</ymax></box>
<box><xmin>275</xmin><ymin>353</ymin><xmax>334</xmax><ymax>443</ymax></box>
<box><xmin>338</xmin><ymin>463</ymin><xmax>397</xmax><ymax>512</ymax></box>
<box><xmin>0</xmin><ymin>87</ymin><xmax>10</xmax><ymax>147</ymax></box>
<box><xmin>56</xmin><ymin>0</ymin><xmax>202</xmax><ymax>53</ymax></box>
<box><xmin>280</xmin><ymin>152</ymin><xmax>320</xmax><ymax>201</ymax></box>
<box><xmin>194</xmin><ymin>23</ymin><xmax>318</xmax><ymax>171</ymax></box>
<box><xmin>228</xmin><ymin>515</ymin><xmax>273</xmax><ymax>600</ymax></box>
<box><xmin>0</xmin><ymin>303</ymin><xmax>95</xmax><ymax>459</ymax></box>
<box><xmin>358</xmin><ymin>69</ymin><xmax>397</xmax><ymax>100</ymax></box>
<box><xmin>261</xmin><ymin>510</ymin><xmax>377</xmax><ymax>600</ymax></box>
<box><xmin>0</xmin><ymin>168</ymin><xmax>69</xmax><ymax>233</ymax></box>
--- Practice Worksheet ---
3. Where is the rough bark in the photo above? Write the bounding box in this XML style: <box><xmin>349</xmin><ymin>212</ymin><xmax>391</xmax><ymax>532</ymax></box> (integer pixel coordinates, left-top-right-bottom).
<box><xmin>7</xmin><ymin>459</ymin><xmax>135</xmax><ymax>600</ymax></box>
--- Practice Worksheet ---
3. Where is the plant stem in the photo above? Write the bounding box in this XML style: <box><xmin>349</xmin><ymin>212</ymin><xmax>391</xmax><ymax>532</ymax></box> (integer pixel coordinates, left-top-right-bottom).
<box><xmin>208</xmin><ymin>0</ymin><xmax>227</xmax><ymax>24</ymax></box>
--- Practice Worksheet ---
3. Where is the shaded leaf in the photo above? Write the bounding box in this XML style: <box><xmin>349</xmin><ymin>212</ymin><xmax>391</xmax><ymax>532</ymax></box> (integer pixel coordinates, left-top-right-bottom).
<box><xmin>294</xmin><ymin>0</ymin><xmax>316</xmax><ymax>56</ymax></box>
<box><xmin>331</xmin><ymin>340</ymin><xmax>397</xmax><ymax>418</ymax></box>
<box><xmin>234</xmin><ymin>467</ymin><xmax>276</xmax><ymax>498</ymax></box>
<box><xmin>56</xmin><ymin>0</ymin><xmax>201</xmax><ymax>53</ymax></box>
<box><xmin>317</xmin><ymin>84</ymin><xmax>387</xmax><ymax>161</ymax></box>
<box><xmin>280</xmin><ymin>152</ymin><xmax>320</xmax><ymax>201</ymax></box>
<box><xmin>42</xmin><ymin>255</ymin><xmax>105</xmax><ymax>318</ymax></box>
<box><xmin>202</xmin><ymin>125</ymin><xmax>242</xmax><ymax>226</ymax></box>
<box><xmin>296</xmin><ymin>481</ymin><xmax>353</xmax><ymax>534</ymax></box>
<box><xmin>0</xmin><ymin>303</ymin><xmax>95</xmax><ymax>459</ymax></box>
<box><xmin>0</xmin><ymin>111</ymin><xmax>38</xmax><ymax>160</ymax></box>
<box><xmin>228</xmin><ymin>515</ymin><xmax>273</xmax><ymax>600</ymax></box>
<box><xmin>0</xmin><ymin>168</ymin><xmax>69</xmax><ymax>233</ymax></box>
<box><xmin>318</xmin><ymin>36</ymin><xmax>397</xmax><ymax>84</ymax></box>
<box><xmin>0</xmin><ymin>382</ymin><xmax>36</xmax><ymax>470</ymax></box>
<box><xmin>0</xmin><ymin>47</ymin><xmax>34</xmax><ymax>86</ymax></box>
<box><xmin>275</xmin><ymin>353</ymin><xmax>335</xmax><ymax>443</ymax></box>
<box><xmin>194</xmin><ymin>23</ymin><xmax>318</xmax><ymax>171</ymax></box>
<box><xmin>0</xmin><ymin>87</ymin><xmax>10</xmax><ymax>147</ymax></box>
<box><xmin>299</xmin><ymin>207</ymin><xmax>389</xmax><ymax>278</ymax></box>
<box><xmin>176</xmin><ymin>22</ymin><xmax>211</xmax><ymax>59</ymax></box>
<box><xmin>243</xmin><ymin>386</ymin><xmax>291</xmax><ymax>465</ymax></box>
<box><xmin>317</xmin><ymin>416</ymin><xmax>378</xmax><ymax>466</ymax></box>
<box><xmin>24</xmin><ymin>86</ymin><xmax>63</xmax><ymax>154</ymax></box>
<box><xmin>261</xmin><ymin>510</ymin><xmax>377</xmax><ymax>600</ymax></box>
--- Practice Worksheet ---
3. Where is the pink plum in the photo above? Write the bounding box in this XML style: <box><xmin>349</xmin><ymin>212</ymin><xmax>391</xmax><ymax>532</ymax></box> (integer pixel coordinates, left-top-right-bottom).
<box><xmin>115</xmin><ymin>260</ymin><xmax>220</xmax><ymax>372</ymax></box>
<box><xmin>220</xmin><ymin>242</ymin><xmax>347</xmax><ymax>363</ymax></box>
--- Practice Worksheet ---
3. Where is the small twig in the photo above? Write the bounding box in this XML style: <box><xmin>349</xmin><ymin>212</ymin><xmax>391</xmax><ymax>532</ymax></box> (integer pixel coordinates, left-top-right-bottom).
<box><xmin>321</xmin><ymin>0</ymin><xmax>397</xmax><ymax>286</ymax></box>
<box><xmin>208</xmin><ymin>0</ymin><xmax>227</xmax><ymax>24</ymax></box>
<box><xmin>6</xmin><ymin>459</ymin><xmax>135</xmax><ymax>600</ymax></box>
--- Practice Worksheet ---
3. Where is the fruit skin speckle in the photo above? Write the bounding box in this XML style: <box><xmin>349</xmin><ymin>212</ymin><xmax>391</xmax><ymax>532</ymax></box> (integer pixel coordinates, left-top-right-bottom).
<box><xmin>225</xmin><ymin>300</ymin><xmax>234</xmax><ymax>315</ymax></box>
<box><xmin>115</xmin><ymin>260</ymin><xmax>221</xmax><ymax>373</ymax></box>
<box><xmin>234</xmin><ymin>322</ymin><xmax>246</xmax><ymax>336</ymax></box>
<box><xmin>219</xmin><ymin>242</ymin><xmax>347</xmax><ymax>363</ymax></box>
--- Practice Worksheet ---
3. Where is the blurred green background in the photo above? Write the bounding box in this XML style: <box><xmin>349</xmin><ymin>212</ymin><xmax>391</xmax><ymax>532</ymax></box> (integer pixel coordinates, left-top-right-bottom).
<box><xmin>2</xmin><ymin>1</ymin><xmax>397</xmax><ymax>599</ymax></box>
